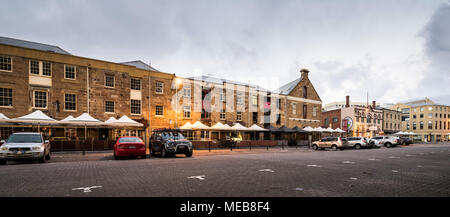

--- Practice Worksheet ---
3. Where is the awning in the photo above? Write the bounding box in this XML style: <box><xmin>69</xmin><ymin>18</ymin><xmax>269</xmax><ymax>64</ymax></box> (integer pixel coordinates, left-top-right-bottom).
<box><xmin>266</xmin><ymin>125</ymin><xmax>282</xmax><ymax>132</ymax></box>
<box><xmin>0</xmin><ymin>113</ymin><xmax>9</xmax><ymax>120</ymax></box>
<box><xmin>291</xmin><ymin>126</ymin><xmax>307</xmax><ymax>133</ymax></box>
<box><xmin>278</xmin><ymin>125</ymin><xmax>296</xmax><ymax>133</ymax></box>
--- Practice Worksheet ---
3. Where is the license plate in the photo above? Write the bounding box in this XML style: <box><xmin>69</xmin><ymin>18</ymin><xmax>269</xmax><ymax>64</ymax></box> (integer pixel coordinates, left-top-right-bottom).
<box><xmin>128</xmin><ymin>146</ymin><xmax>136</xmax><ymax>149</ymax></box>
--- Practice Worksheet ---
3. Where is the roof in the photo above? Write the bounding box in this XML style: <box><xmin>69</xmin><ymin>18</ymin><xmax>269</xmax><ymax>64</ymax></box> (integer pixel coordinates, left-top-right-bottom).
<box><xmin>0</xmin><ymin>36</ymin><xmax>71</xmax><ymax>55</ymax></box>
<box><xmin>120</xmin><ymin>60</ymin><xmax>159</xmax><ymax>72</ymax></box>
<box><xmin>188</xmin><ymin>75</ymin><xmax>270</xmax><ymax>92</ymax></box>
<box><xmin>274</xmin><ymin>78</ymin><xmax>301</xmax><ymax>95</ymax></box>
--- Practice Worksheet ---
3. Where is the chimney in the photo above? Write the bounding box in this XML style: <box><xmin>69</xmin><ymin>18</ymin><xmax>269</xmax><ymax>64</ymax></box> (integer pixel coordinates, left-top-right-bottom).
<box><xmin>345</xmin><ymin>96</ymin><xmax>350</xmax><ymax>108</ymax></box>
<box><xmin>372</xmin><ymin>101</ymin><xmax>376</xmax><ymax>109</ymax></box>
<box><xmin>300</xmin><ymin>68</ymin><xmax>309</xmax><ymax>80</ymax></box>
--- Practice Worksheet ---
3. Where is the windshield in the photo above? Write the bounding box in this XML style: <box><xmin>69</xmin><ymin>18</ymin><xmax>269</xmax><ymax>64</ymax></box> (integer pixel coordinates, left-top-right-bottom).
<box><xmin>119</xmin><ymin>137</ymin><xmax>143</xmax><ymax>143</ymax></box>
<box><xmin>7</xmin><ymin>134</ymin><xmax>42</xmax><ymax>144</ymax></box>
<box><xmin>161</xmin><ymin>132</ymin><xmax>185</xmax><ymax>140</ymax></box>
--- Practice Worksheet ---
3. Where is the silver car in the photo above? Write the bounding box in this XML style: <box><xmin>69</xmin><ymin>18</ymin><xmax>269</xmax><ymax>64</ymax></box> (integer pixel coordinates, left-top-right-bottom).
<box><xmin>346</xmin><ymin>137</ymin><xmax>371</xmax><ymax>149</ymax></box>
<box><xmin>0</xmin><ymin>132</ymin><xmax>51</xmax><ymax>165</ymax></box>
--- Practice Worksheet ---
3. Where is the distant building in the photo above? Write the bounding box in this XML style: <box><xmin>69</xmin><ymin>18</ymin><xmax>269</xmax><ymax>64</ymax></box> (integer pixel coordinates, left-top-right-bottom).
<box><xmin>390</xmin><ymin>97</ymin><xmax>450</xmax><ymax>142</ymax></box>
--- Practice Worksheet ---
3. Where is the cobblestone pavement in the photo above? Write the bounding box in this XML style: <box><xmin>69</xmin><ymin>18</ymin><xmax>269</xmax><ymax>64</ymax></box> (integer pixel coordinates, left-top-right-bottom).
<box><xmin>0</xmin><ymin>143</ymin><xmax>449</xmax><ymax>197</ymax></box>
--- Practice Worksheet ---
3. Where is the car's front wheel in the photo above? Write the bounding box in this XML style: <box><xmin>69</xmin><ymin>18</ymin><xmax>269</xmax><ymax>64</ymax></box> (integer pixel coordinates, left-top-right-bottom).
<box><xmin>186</xmin><ymin>151</ymin><xmax>193</xmax><ymax>157</ymax></box>
<box><xmin>355</xmin><ymin>144</ymin><xmax>361</xmax><ymax>150</ymax></box>
<box><xmin>385</xmin><ymin>143</ymin><xmax>392</xmax><ymax>148</ymax></box>
<box><xmin>331</xmin><ymin>145</ymin><xmax>338</xmax><ymax>151</ymax></box>
<box><xmin>312</xmin><ymin>144</ymin><xmax>318</xmax><ymax>150</ymax></box>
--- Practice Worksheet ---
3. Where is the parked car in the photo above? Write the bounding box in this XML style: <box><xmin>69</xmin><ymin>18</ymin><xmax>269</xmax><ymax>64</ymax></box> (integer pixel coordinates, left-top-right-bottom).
<box><xmin>311</xmin><ymin>137</ymin><xmax>349</xmax><ymax>151</ymax></box>
<box><xmin>0</xmin><ymin>132</ymin><xmax>51</xmax><ymax>165</ymax></box>
<box><xmin>114</xmin><ymin>136</ymin><xmax>146</xmax><ymax>160</ymax></box>
<box><xmin>150</xmin><ymin>129</ymin><xmax>193</xmax><ymax>157</ymax></box>
<box><xmin>369</xmin><ymin>136</ymin><xmax>400</xmax><ymax>148</ymax></box>
<box><xmin>346</xmin><ymin>137</ymin><xmax>371</xmax><ymax>149</ymax></box>
<box><xmin>399</xmin><ymin>137</ymin><xmax>413</xmax><ymax>145</ymax></box>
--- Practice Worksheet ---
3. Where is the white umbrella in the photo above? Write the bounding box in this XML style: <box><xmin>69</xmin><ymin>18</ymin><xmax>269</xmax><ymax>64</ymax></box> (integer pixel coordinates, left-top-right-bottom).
<box><xmin>61</xmin><ymin>115</ymin><xmax>75</xmax><ymax>122</ymax></box>
<box><xmin>335</xmin><ymin>128</ymin><xmax>346</xmax><ymax>133</ymax></box>
<box><xmin>303</xmin><ymin>126</ymin><xmax>314</xmax><ymax>132</ymax></box>
<box><xmin>222</xmin><ymin>124</ymin><xmax>233</xmax><ymax>130</ymax></box>
<box><xmin>314</xmin><ymin>127</ymin><xmax>325</xmax><ymax>132</ymax></box>
<box><xmin>113</xmin><ymin>115</ymin><xmax>143</xmax><ymax>127</ymax></box>
<box><xmin>191</xmin><ymin>121</ymin><xmax>210</xmax><ymax>130</ymax></box>
<box><xmin>0</xmin><ymin>113</ymin><xmax>9</xmax><ymax>120</ymax></box>
<box><xmin>231</xmin><ymin>123</ymin><xmax>250</xmax><ymax>131</ymax></box>
<box><xmin>325</xmin><ymin>127</ymin><xmax>334</xmax><ymax>133</ymax></box>
<box><xmin>15</xmin><ymin>110</ymin><xmax>56</xmax><ymax>121</ymax></box>
<box><xmin>105</xmin><ymin>117</ymin><xmax>118</xmax><ymax>124</ymax></box>
<box><xmin>180</xmin><ymin>122</ymin><xmax>193</xmax><ymax>130</ymax></box>
<box><xmin>210</xmin><ymin>122</ymin><xmax>234</xmax><ymax>130</ymax></box>
<box><xmin>248</xmin><ymin>124</ymin><xmax>269</xmax><ymax>131</ymax></box>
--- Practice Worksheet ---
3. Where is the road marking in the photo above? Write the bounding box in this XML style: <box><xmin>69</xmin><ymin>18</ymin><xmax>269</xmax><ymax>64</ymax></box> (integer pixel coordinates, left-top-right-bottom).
<box><xmin>368</xmin><ymin>158</ymin><xmax>379</xmax><ymax>161</ymax></box>
<box><xmin>405</xmin><ymin>154</ymin><xmax>415</xmax><ymax>157</ymax></box>
<box><xmin>389</xmin><ymin>156</ymin><xmax>400</xmax><ymax>159</ymax></box>
<box><xmin>72</xmin><ymin>186</ymin><xmax>102</xmax><ymax>193</ymax></box>
<box><xmin>259</xmin><ymin>169</ymin><xmax>274</xmax><ymax>172</ymax></box>
<box><xmin>295</xmin><ymin>188</ymin><xmax>304</xmax><ymax>191</ymax></box>
<box><xmin>417</xmin><ymin>165</ymin><xmax>423</xmax><ymax>168</ymax></box>
<box><xmin>188</xmin><ymin>175</ymin><xmax>206</xmax><ymax>180</ymax></box>
<box><xmin>342</xmin><ymin>161</ymin><xmax>355</xmax><ymax>164</ymax></box>
<box><xmin>392</xmin><ymin>170</ymin><xmax>399</xmax><ymax>173</ymax></box>
<box><xmin>349</xmin><ymin>177</ymin><xmax>358</xmax><ymax>180</ymax></box>
<box><xmin>307</xmin><ymin>164</ymin><xmax>322</xmax><ymax>168</ymax></box>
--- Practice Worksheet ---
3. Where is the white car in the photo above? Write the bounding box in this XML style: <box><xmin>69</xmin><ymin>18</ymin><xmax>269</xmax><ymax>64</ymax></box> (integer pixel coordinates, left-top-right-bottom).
<box><xmin>346</xmin><ymin>137</ymin><xmax>371</xmax><ymax>149</ymax></box>
<box><xmin>0</xmin><ymin>132</ymin><xmax>51</xmax><ymax>165</ymax></box>
<box><xmin>369</xmin><ymin>136</ymin><xmax>400</xmax><ymax>148</ymax></box>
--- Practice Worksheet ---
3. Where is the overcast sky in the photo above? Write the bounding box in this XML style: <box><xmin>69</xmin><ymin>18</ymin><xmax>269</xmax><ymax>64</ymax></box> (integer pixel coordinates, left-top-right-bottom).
<box><xmin>1</xmin><ymin>0</ymin><xmax>449</xmax><ymax>105</ymax></box>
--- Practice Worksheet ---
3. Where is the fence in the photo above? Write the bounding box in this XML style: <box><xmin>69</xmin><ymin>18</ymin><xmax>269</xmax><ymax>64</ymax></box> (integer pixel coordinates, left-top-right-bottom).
<box><xmin>50</xmin><ymin>140</ymin><xmax>115</xmax><ymax>152</ymax></box>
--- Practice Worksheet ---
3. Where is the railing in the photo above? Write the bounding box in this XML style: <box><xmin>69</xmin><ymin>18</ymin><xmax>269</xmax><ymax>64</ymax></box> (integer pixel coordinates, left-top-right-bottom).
<box><xmin>50</xmin><ymin>140</ymin><xmax>115</xmax><ymax>152</ymax></box>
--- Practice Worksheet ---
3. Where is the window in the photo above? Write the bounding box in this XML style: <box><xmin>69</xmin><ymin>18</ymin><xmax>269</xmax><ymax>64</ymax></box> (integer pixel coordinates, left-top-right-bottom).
<box><xmin>183</xmin><ymin>106</ymin><xmax>191</xmax><ymax>118</ymax></box>
<box><xmin>428</xmin><ymin>121</ymin><xmax>433</xmax><ymax>130</ymax></box>
<box><xmin>219</xmin><ymin>92</ymin><xmax>226</xmax><ymax>102</ymax></box>
<box><xmin>237</xmin><ymin>92</ymin><xmax>243</xmax><ymax>105</ymax></box>
<box><xmin>428</xmin><ymin>107</ymin><xmax>432</xmax><ymax>111</ymax></box>
<box><xmin>34</xmin><ymin>91</ymin><xmax>47</xmax><ymax>108</ymax></box>
<box><xmin>276</xmin><ymin>114</ymin><xmax>281</xmax><ymax>124</ymax></box>
<box><xmin>105</xmin><ymin>101</ymin><xmax>115</xmax><ymax>113</ymax></box>
<box><xmin>220</xmin><ymin>112</ymin><xmax>226</xmax><ymax>120</ymax></box>
<box><xmin>413</xmin><ymin>114</ymin><xmax>416</xmax><ymax>119</ymax></box>
<box><xmin>64</xmin><ymin>65</ymin><xmax>76</xmax><ymax>80</ymax></box>
<box><xmin>105</xmin><ymin>75</ymin><xmax>115</xmax><ymax>88</ymax></box>
<box><xmin>155</xmin><ymin>105</ymin><xmax>164</xmax><ymax>116</ymax></box>
<box><xmin>292</xmin><ymin>103</ymin><xmax>297</xmax><ymax>115</ymax></box>
<box><xmin>237</xmin><ymin>112</ymin><xmax>242</xmax><ymax>121</ymax></box>
<box><xmin>428</xmin><ymin>113</ymin><xmax>433</xmax><ymax>118</ymax></box>
<box><xmin>0</xmin><ymin>55</ymin><xmax>12</xmax><ymax>72</ymax></box>
<box><xmin>413</xmin><ymin>121</ymin><xmax>416</xmax><ymax>130</ymax></box>
<box><xmin>303</xmin><ymin>86</ymin><xmax>307</xmax><ymax>98</ymax></box>
<box><xmin>0</xmin><ymin>88</ymin><xmax>13</xmax><ymax>107</ymax></box>
<box><xmin>29</xmin><ymin>60</ymin><xmax>51</xmax><ymax>76</ymax></box>
<box><xmin>30</xmin><ymin>60</ymin><xmax>39</xmax><ymax>74</ymax></box>
<box><xmin>131</xmin><ymin>100</ymin><xmax>141</xmax><ymax>115</ymax></box>
<box><xmin>130</xmin><ymin>78</ymin><xmax>141</xmax><ymax>90</ymax></box>
<box><xmin>155</xmin><ymin>81</ymin><xmax>164</xmax><ymax>94</ymax></box>
<box><xmin>252</xmin><ymin>96</ymin><xmax>257</xmax><ymax>105</ymax></box>
<box><xmin>420</xmin><ymin>121</ymin><xmax>423</xmax><ymax>130</ymax></box>
<box><xmin>324</xmin><ymin>118</ymin><xmax>329</xmax><ymax>126</ymax></box>
<box><xmin>303</xmin><ymin>104</ymin><xmax>307</xmax><ymax>119</ymax></box>
<box><xmin>64</xmin><ymin>94</ymin><xmax>76</xmax><ymax>111</ymax></box>
<box><xmin>183</xmin><ymin>87</ymin><xmax>191</xmax><ymax>97</ymax></box>
<box><xmin>313</xmin><ymin>106</ymin><xmax>317</xmax><ymax>117</ymax></box>
<box><xmin>42</xmin><ymin>62</ymin><xmax>51</xmax><ymax>76</ymax></box>
<box><xmin>420</xmin><ymin>114</ymin><xmax>424</xmax><ymax>118</ymax></box>
<box><xmin>252</xmin><ymin>112</ymin><xmax>257</xmax><ymax>124</ymax></box>
<box><xmin>420</xmin><ymin>107</ymin><xmax>424</xmax><ymax>112</ymax></box>
<box><xmin>332</xmin><ymin>117</ymin><xmax>338</xmax><ymax>123</ymax></box>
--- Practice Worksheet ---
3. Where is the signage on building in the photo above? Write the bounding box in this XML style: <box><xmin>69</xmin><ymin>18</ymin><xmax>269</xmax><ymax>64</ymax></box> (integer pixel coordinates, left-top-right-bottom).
<box><xmin>369</xmin><ymin>126</ymin><xmax>378</xmax><ymax>131</ymax></box>
<box><xmin>342</xmin><ymin>117</ymin><xmax>353</xmax><ymax>131</ymax></box>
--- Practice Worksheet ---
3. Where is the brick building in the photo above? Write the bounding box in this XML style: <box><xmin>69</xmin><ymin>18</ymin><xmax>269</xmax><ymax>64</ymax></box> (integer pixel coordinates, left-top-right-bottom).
<box><xmin>321</xmin><ymin>109</ymin><xmax>341</xmax><ymax>129</ymax></box>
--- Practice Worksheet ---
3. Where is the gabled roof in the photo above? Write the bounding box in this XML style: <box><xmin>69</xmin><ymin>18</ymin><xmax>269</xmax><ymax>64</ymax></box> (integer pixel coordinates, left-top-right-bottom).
<box><xmin>274</xmin><ymin>78</ymin><xmax>301</xmax><ymax>95</ymax></box>
<box><xmin>0</xmin><ymin>36</ymin><xmax>71</xmax><ymax>55</ymax></box>
<box><xmin>120</xmin><ymin>60</ymin><xmax>159</xmax><ymax>72</ymax></box>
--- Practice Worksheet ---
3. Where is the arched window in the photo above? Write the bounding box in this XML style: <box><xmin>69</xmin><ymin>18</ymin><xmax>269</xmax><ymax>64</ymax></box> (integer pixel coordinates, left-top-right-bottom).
<box><xmin>303</xmin><ymin>86</ymin><xmax>307</xmax><ymax>98</ymax></box>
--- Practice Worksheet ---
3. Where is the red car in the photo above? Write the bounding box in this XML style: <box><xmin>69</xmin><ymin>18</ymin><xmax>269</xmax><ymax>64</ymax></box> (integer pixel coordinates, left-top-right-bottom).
<box><xmin>114</xmin><ymin>137</ymin><xmax>146</xmax><ymax>160</ymax></box>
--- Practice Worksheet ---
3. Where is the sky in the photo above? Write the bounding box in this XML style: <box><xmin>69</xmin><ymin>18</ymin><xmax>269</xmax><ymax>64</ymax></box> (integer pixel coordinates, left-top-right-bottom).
<box><xmin>1</xmin><ymin>0</ymin><xmax>449</xmax><ymax>105</ymax></box>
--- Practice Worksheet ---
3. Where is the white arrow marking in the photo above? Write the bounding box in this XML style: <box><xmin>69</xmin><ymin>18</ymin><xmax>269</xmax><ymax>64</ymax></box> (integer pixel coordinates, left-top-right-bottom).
<box><xmin>368</xmin><ymin>158</ymin><xmax>379</xmax><ymax>161</ymax></box>
<box><xmin>349</xmin><ymin>177</ymin><xmax>358</xmax><ymax>180</ymax></box>
<box><xmin>259</xmin><ymin>169</ymin><xmax>274</xmax><ymax>172</ymax></box>
<box><xmin>392</xmin><ymin>170</ymin><xmax>399</xmax><ymax>173</ymax></box>
<box><xmin>188</xmin><ymin>175</ymin><xmax>206</xmax><ymax>180</ymax></box>
<box><xmin>307</xmin><ymin>164</ymin><xmax>322</xmax><ymax>168</ymax></box>
<box><xmin>342</xmin><ymin>161</ymin><xmax>355</xmax><ymax>164</ymax></box>
<box><xmin>72</xmin><ymin>186</ymin><xmax>102</xmax><ymax>193</ymax></box>
<box><xmin>295</xmin><ymin>188</ymin><xmax>304</xmax><ymax>191</ymax></box>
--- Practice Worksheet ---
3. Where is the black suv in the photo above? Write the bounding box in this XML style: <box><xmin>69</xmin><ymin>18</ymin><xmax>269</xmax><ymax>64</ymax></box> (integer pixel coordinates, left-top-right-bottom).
<box><xmin>150</xmin><ymin>129</ymin><xmax>193</xmax><ymax>157</ymax></box>
<box><xmin>399</xmin><ymin>137</ymin><xmax>413</xmax><ymax>145</ymax></box>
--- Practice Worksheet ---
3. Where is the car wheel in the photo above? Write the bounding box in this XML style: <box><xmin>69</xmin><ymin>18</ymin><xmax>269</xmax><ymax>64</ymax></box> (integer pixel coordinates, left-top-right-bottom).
<box><xmin>331</xmin><ymin>145</ymin><xmax>337</xmax><ymax>151</ymax></box>
<box><xmin>0</xmin><ymin>160</ymin><xmax>6</xmax><ymax>165</ymax></box>
<box><xmin>385</xmin><ymin>143</ymin><xmax>392</xmax><ymax>148</ymax></box>
<box><xmin>355</xmin><ymin>144</ymin><xmax>361</xmax><ymax>150</ymax></box>
<box><xmin>161</xmin><ymin>149</ymin><xmax>166</xmax><ymax>157</ymax></box>
<box><xmin>186</xmin><ymin>151</ymin><xmax>193</xmax><ymax>157</ymax></box>
<box><xmin>312</xmin><ymin>144</ymin><xmax>318</xmax><ymax>150</ymax></box>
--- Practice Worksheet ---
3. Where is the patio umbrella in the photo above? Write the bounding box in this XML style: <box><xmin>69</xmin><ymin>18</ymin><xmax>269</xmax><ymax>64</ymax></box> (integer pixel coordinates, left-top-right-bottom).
<box><xmin>113</xmin><ymin>115</ymin><xmax>143</xmax><ymax>127</ymax></box>
<box><xmin>180</xmin><ymin>122</ymin><xmax>193</xmax><ymax>130</ymax></box>
<box><xmin>191</xmin><ymin>121</ymin><xmax>210</xmax><ymax>130</ymax></box>
<box><xmin>61</xmin><ymin>115</ymin><xmax>75</xmax><ymax>122</ymax></box>
<box><xmin>248</xmin><ymin>124</ymin><xmax>269</xmax><ymax>131</ymax></box>
<box><xmin>13</xmin><ymin>110</ymin><xmax>58</xmax><ymax>131</ymax></box>
<box><xmin>231</xmin><ymin>123</ymin><xmax>250</xmax><ymax>131</ymax></box>
<box><xmin>291</xmin><ymin>126</ymin><xmax>307</xmax><ymax>133</ymax></box>
<box><xmin>303</xmin><ymin>126</ymin><xmax>314</xmax><ymax>132</ymax></box>
<box><xmin>279</xmin><ymin>125</ymin><xmax>296</xmax><ymax>133</ymax></box>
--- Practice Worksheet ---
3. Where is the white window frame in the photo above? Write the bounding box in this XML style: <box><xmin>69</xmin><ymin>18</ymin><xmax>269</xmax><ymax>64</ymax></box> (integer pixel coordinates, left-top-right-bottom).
<box><xmin>292</xmin><ymin>103</ymin><xmax>297</xmax><ymax>115</ymax></box>
<box><xmin>105</xmin><ymin>74</ymin><xmax>115</xmax><ymax>88</ymax></box>
<box><xmin>0</xmin><ymin>55</ymin><xmax>12</xmax><ymax>72</ymax></box>
<box><xmin>155</xmin><ymin>105</ymin><xmax>164</xmax><ymax>117</ymax></box>
<box><xmin>130</xmin><ymin>78</ymin><xmax>141</xmax><ymax>90</ymax></box>
<box><xmin>64</xmin><ymin>65</ymin><xmax>76</xmax><ymax>80</ymax></box>
<box><xmin>131</xmin><ymin>99</ymin><xmax>142</xmax><ymax>115</ymax></box>
<box><xmin>183</xmin><ymin>87</ymin><xmax>191</xmax><ymax>97</ymax></box>
<box><xmin>183</xmin><ymin>106</ymin><xmax>191</xmax><ymax>118</ymax></box>
<box><xmin>33</xmin><ymin>90</ymin><xmax>48</xmax><ymax>109</ymax></box>
<box><xmin>29</xmin><ymin>60</ymin><xmax>52</xmax><ymax>77</ymax></box>
<box><xmin>105</xmin><ymin>101</ymin><xmax>115</xmax><ymax>113</ymax></box>
<box><xmin>64</xmin><ymin>93</ymin><xmax>77</xmax><ymax>111</ymax></box>
<box><xmin>0</xmin><ymin>87</ymin><xmax>13</xmax><ymax>108</ymax></box>
<box><xmin>155</xmin><ymin>81</ymin><xmax>164</xmax><ymax>94</ymax></box>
